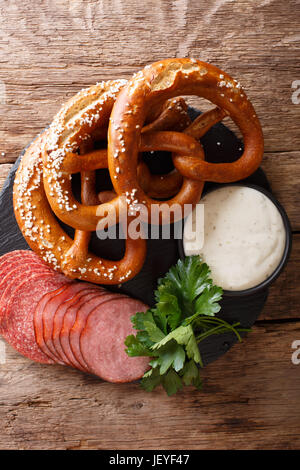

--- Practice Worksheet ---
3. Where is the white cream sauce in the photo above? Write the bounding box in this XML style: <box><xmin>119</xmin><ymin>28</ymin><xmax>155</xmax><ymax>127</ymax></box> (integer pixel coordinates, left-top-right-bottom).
<box><xmin>183</xmin><ymin>186</ymin><xmax>286</xmax><ymax>291</ymax></box>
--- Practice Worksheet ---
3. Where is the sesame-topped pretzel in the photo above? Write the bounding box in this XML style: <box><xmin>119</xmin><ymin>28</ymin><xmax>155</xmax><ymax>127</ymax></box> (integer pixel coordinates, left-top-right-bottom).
<box><xmin>14</xmin><ymin>60</ymin><xmax>264</xmax><ymax>285</ymax></box>
<box><xmin>42</xmin><ymin>80</ymin><xmax>196</xmax><ymax>231</ymax></box>
<box><xmin>108</xmin><ymin>58</ymin><xmax>264</xmax><ymax>221</ymax></box>
<box><xmin>13</xmin><ymin>131</ymin><xmax>147</xmax><ymax>284</ymax></box>
<box><xmin>14</xmin><ymin>79</ymin><xmax>198</xmax><ymax>283</ymax></box>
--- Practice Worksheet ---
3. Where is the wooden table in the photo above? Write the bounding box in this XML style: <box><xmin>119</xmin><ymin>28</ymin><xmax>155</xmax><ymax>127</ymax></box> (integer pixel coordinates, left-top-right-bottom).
<box><xmin>0</xmin><ymin>0</ymin><xmax>299</xmax><ymax>450</ymax></box>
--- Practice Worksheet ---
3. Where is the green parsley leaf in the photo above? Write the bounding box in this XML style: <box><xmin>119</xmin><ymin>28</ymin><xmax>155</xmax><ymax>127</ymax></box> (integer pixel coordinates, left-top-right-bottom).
<box><xmin>140</xmin><ymin>368</ymin><xmax>162</xmax><ymax>392</ymax></box>
<box><xmin>161</xmin><ymin>369</ymin><xmax>183</xmax><ymax>396</ymax></box>
<box><xmin>151</xmin><ymin>324</ymin><xmax>193</xmax><ymax>350</ymax></box>
<box><xmin>155</xmin><ymin>282</ymin><xmax>182</xmax><ymax>330</ymax></box>
<box><xmin>160</xmin><ymin>256</ymin><xmax>213</xmax><ymax>317</ymax></box>
<box><xmin>181</xmin><ymin>360</ymin><xmax>202</xmax><ymax>388</ymax></box>
<box><xmin>143</xmin><ymin>319</ymin><xmax>165</xmax><ymax>343</ymax></box>
<box><xmin>153</xmin><ymin>340</ymin><xmax>186</xmax><ymax>374</ymax></box>
<box><xmin>195</xmin><ymin>285</ymin><xmax>223</xmax><ymax>316</ymax></box>
<box><xmin>185</xmin><ymin>331</ymin><xmax>202</xmax><ymax>366</ymax></box>
<box><xmin>124</xmin><ymin>335</ymin><xmax>153</xmax><ymax>357</ymax></box>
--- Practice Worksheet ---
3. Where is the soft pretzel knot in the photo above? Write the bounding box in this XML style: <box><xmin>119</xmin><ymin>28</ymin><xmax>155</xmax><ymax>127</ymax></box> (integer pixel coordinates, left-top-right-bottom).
<box><xmin>14</xmin><ymin>60</ymin><xmax>264</xmax><ymax>285</ymax></box>
<box><xmin>42</xmin><ymin>79</ymin><xmax>193</xmax><ymax>232</ymax></box>
<box><xmin>13</xmin><ymin>132</ymin><xmax>147</xmax><ymax>284</ymax></box>
<box><xmin>14</xmin><ymin>79</ymin><xmax>192</xmax><ymax>284</ymax></box>
<box><xmin>14</xmin><ymin>80</ymin><xmax>148</xmax><ymax>284</ymax></box>
<box><xmin>108</xmin><ymin>58</ymin><xmax>264</xmax><ymax>220</ymax></box>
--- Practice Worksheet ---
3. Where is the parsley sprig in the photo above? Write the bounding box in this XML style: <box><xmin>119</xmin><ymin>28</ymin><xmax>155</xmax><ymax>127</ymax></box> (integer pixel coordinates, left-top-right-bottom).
<box><xmin>125</xmin><ymin>256</ymin><xmax>249</xmax><ymax>396</ymax></box>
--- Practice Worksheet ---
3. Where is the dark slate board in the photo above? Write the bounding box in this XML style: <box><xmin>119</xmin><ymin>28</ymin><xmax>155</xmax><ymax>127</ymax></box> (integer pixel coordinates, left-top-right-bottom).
<box><xmin>0</xmin><ymin>108</ymin><xmax>271</xmax><ymax>366</ymax></box>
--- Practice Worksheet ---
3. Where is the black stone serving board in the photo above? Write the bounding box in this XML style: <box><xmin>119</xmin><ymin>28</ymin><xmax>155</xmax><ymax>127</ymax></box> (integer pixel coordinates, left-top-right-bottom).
<box><xmin>0</xmin><ymin>108</ymin><xmax>271</xmax><ymax>367</ymax></box>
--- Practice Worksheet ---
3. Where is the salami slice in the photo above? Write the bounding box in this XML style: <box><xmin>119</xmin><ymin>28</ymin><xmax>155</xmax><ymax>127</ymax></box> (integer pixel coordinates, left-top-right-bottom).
<box><xmin>0</xmin><ymin>250</ymin><xmax>47</xmax><ymax>274</ymax></box>
<box><xmin>80</xmin><ymin>298</ymin><xmax>149</xmax><ymax>383</ymax></box>
<box><xmin>0</xmin><ymin>253</ymin><xmax>51</xmax><ymax>296</ymax></box>
<box><xmin>69</xmin><ymin>292</ymin><xmax>129</xmax><ymax>371</ymax></box>
<box><xmin>53</xmin><ymin>288</ymin><xmax>100</xmax><ymax>368</ymax></box>
<box><xmin>2</xmin><ymin>271</ymin><xmax>69</xmax><ymax>364</ymax></box>
<box><xmin>0</xmin><ymin>266</ymin><xmax>54</xmax><ymax>332</ymax></box>
<box><xmin>34</xmin><ymin>283</ymin><xmax>72</xmax><ymax>364</ymax></box>
<box><xmin>0</xmin><ymin>262</ymin><xmax>51</xmax><ymax>297</ymax></box>
<box><xmin>44</xmin><ymin>283</ymin><xmax>98</xmax><ymax>363</ymax></box>
<box><xmin>0</xmin><ymin>250</ymin><xmax>34</xmax><ymax>268</ymax></box>
<box><xmin>59</xmin><ymin>289</ymin><xmax>107</xmax><ymax>371</ymax></box>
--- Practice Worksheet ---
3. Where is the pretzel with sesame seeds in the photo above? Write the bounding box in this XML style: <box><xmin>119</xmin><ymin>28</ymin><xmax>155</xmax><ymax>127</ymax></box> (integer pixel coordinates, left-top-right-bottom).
<box><xmin>107</xmin><ymin>58</ymin><xmax>264</xmax><ymax>221</ymax></box>
<box><xmin>41</xmin><ymin>78</ymin><xmax>203</xmax><ymax>231</ymax></box>
<box><xmin>14</xmin><ymin>59</ymin><xmax>264</xmax><ymax>284</ymax></box>
<box><xmin>13</xmin><ymin>131</ymin><xmax>147</xmax><ymax>284</ymax></box>
<box><xmin>14</xmin><ymin>79</ymin><xmax>195</xmax><ymax>283</ymax></box>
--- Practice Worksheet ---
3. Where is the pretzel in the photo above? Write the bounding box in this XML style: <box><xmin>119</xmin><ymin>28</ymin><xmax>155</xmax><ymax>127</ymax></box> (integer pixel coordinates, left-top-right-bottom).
<box><xmin>14</xmin><ymin>60</ymin><xmax>264</xmax><ymax>285</ymax></box>
<box><xmin>107</xmin><ymin>58</ymin><xmax>264</xmax><ymax>221</ymax></box>
<box><xmin>61</xmin><ymin>105</ymin><xmax>224</xmax><ymax>201</ymax></box>
<box><xmin>13</xmin><ymin>131</ymin><xmax>147</xmax><ymax>284</ymax></box>
<box><xmin>42</xmin><ymin>79</ymin><xmax>204</xmax><ymax>231</ymax></box>
<box><xmin>14</xmin><ymin>80</ymin><xmax>195</xmax><ymax>283</ymax></box>
<box><xmin>142</xmin><ymin>96</ymin><xmax>191</xmax><ymax>133</ymax></box>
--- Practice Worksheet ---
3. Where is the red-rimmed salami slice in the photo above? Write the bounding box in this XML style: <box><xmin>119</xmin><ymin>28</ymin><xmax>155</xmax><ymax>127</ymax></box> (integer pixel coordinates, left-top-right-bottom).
<box><xmin>0</xmin><ymin>251</ymin><xmax>47</xmax><ymax>275</ymax></box>
<box><xmin>0</xmin><ymin>250</ymin><xmax>36</xmax><ymax>268</ymax></box>
<box><xmin>0</xmin><ymin>262</ymin><xmax>51</xmax><ymax>297</ymax></box>
<box><xmin>53</xmin><ymin>288</ymin><xmax>100</xmax><ymax>368</ymax></box>
<box><xmin>0</xmin><ymin>266</ymin><xmax>54</xmax><ymax>332</ymax></box>
<box><xmin>80</xmin><ymin>297</ymin><xmax>149</xmax><ymax>383</ymax></box>
<box><xmin>0</xmin><ymin>253</ymin><xmax>51</xmax><ymax>298</ymax></box>
<box><xmin>69</xmin><ymin>292</ymin><xmax>129</xmax><ymax>371</ymax></box>
<box><xmin>2</xmin><ymin>271</ymin><xmax>69</xmax><ymax>364</ymax></box>
<box><xmin>34</xmin><ymin>283</ymin><xmax>72</xmax><ymax>364</ymax></box>
<box><xmin>43</xmin><ymin>283</ymin><xmax>97</xmax><ymax>363</ymax></box>
<box><xmin>59</xmin><ymin>289</ymin><xmax>107</xmax><ymax>370</ymax></box>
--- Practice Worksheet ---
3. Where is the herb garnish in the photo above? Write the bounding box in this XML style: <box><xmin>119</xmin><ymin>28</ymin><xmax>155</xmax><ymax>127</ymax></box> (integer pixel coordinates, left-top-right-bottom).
<box><xmin>125</xmin><ymin>256</ymin><xmax>249</xmax><ymax>396</ymax></box>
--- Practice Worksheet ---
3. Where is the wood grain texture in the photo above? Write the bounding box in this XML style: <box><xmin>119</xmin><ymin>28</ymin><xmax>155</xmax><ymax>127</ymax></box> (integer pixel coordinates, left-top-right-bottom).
<box><xmin>0</xmin><ymin>0</ymin><xmax>299</xmax><ymax>451</ymax></box>
<box><xmin>261</xmin><ymin>151</ymin><xmax>300</xmax><ymax>231</ymax></box>
<box><xmin>0</xmin><ymin>322</ymin><xmax>299</xmax><ymax>450</ymax></box>
<box><xmin>262</xmin><ymin>233</ymin><xmax>299</xmax><ymax>320</ymax></box>
<box><xmin>0</xmin><ymin>0</ymin><xmax>299</xmax><ymax>162</ymax></box>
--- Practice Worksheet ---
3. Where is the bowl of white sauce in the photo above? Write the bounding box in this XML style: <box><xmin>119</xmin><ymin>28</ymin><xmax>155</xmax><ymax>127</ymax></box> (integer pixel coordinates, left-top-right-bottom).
<box><xmin>180</xmin><ymin>184</ymin><xmax>292</xmax><ymax>296</ymax></box>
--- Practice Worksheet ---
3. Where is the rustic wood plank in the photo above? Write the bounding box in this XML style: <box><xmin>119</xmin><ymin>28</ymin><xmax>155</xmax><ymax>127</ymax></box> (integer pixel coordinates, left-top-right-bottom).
<box><xmin>0</xmin><ymin>0</ymin><xmax>299</xmax><ymax>162</ymax></box>
<box><xmin>261</xmin><ymin>151</ymin><xmax>300</xmax><ymax>231</ymax></box>
<box><xmin>0</xmin><ymin>322</ymin><xmax>299</xmax><ymax>450</ymax></box>
<box><xmin>261</xmin><ymin>232</ymin><xmax>299</xmax><ymax>321</ymax></box>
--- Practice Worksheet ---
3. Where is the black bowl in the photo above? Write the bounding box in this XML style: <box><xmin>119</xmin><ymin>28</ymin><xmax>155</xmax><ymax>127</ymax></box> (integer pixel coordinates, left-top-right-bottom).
<box><xmin>178</xmin><ymin>183</ymin><xmax>292</xmax><ymax>297</ymax></box>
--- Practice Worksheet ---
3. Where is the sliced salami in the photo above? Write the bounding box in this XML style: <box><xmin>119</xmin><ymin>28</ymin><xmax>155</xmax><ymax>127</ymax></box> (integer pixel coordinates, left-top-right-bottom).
<box><xmin>0</xmin><ymin>266</ymin><xmax>54</xmax><ymax>331</ymax></box>
<box><xmin>53</xmin><ymin>288</ymin><xmax>100</xmax><ymax>368</ymax></box>
<box><xmin>80</xmin><ymin>298</ymin><xmax>149</xmax><ymax>383</ymax></box>
<box><xmin>0</xmin><ymin>262</ymin><xmax>51</xmax><ymax>296</ymax></box>
<box><xmin>0</xmin><ymin>250</ymin><xmax>33</xmax><ymax>268</ymax></box>
<box><xmin>34</xmin><ymin>283</ymin><xmax>72</xmax><ymax>364</ymax></box>
<box><xmin>44</xmin><ymin>283</ymin><xmax>98</xmax><ymax>363</ymax></box>
<box><xmin>2</xmin><ymin>271</ymin><xmax>70</xmax><ymax>364</ymax></box>
<box><xmin>0</xmin><ymin>251</ymin><xmax>151</xmax><ymax>383</ymax></box>
<box><xmin>0</xmin><ymin>250</ymin><xmax>47</xmax><ymax>274</ymax></box>
<box><xmin>59</xmin><ymin>290</ymin><xmax>107</xmax><ymax>371</ymax></box>
<box><xmin>69</xmin><ymin>292</ymin><xmax>129</xmax><ymax>371</ymax></box>
<box><xmin>0</xmin><ymin>254</ymin><xmax>51</xmax><ymax>296</ymax></box>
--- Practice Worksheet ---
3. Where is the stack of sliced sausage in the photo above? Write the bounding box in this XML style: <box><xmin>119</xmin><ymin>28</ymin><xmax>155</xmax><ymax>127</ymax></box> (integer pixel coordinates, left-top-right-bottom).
<box><xmin>0</xmin><ymin>250</ymin><xmax>149</xmax><ymax>383</ymax></box>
